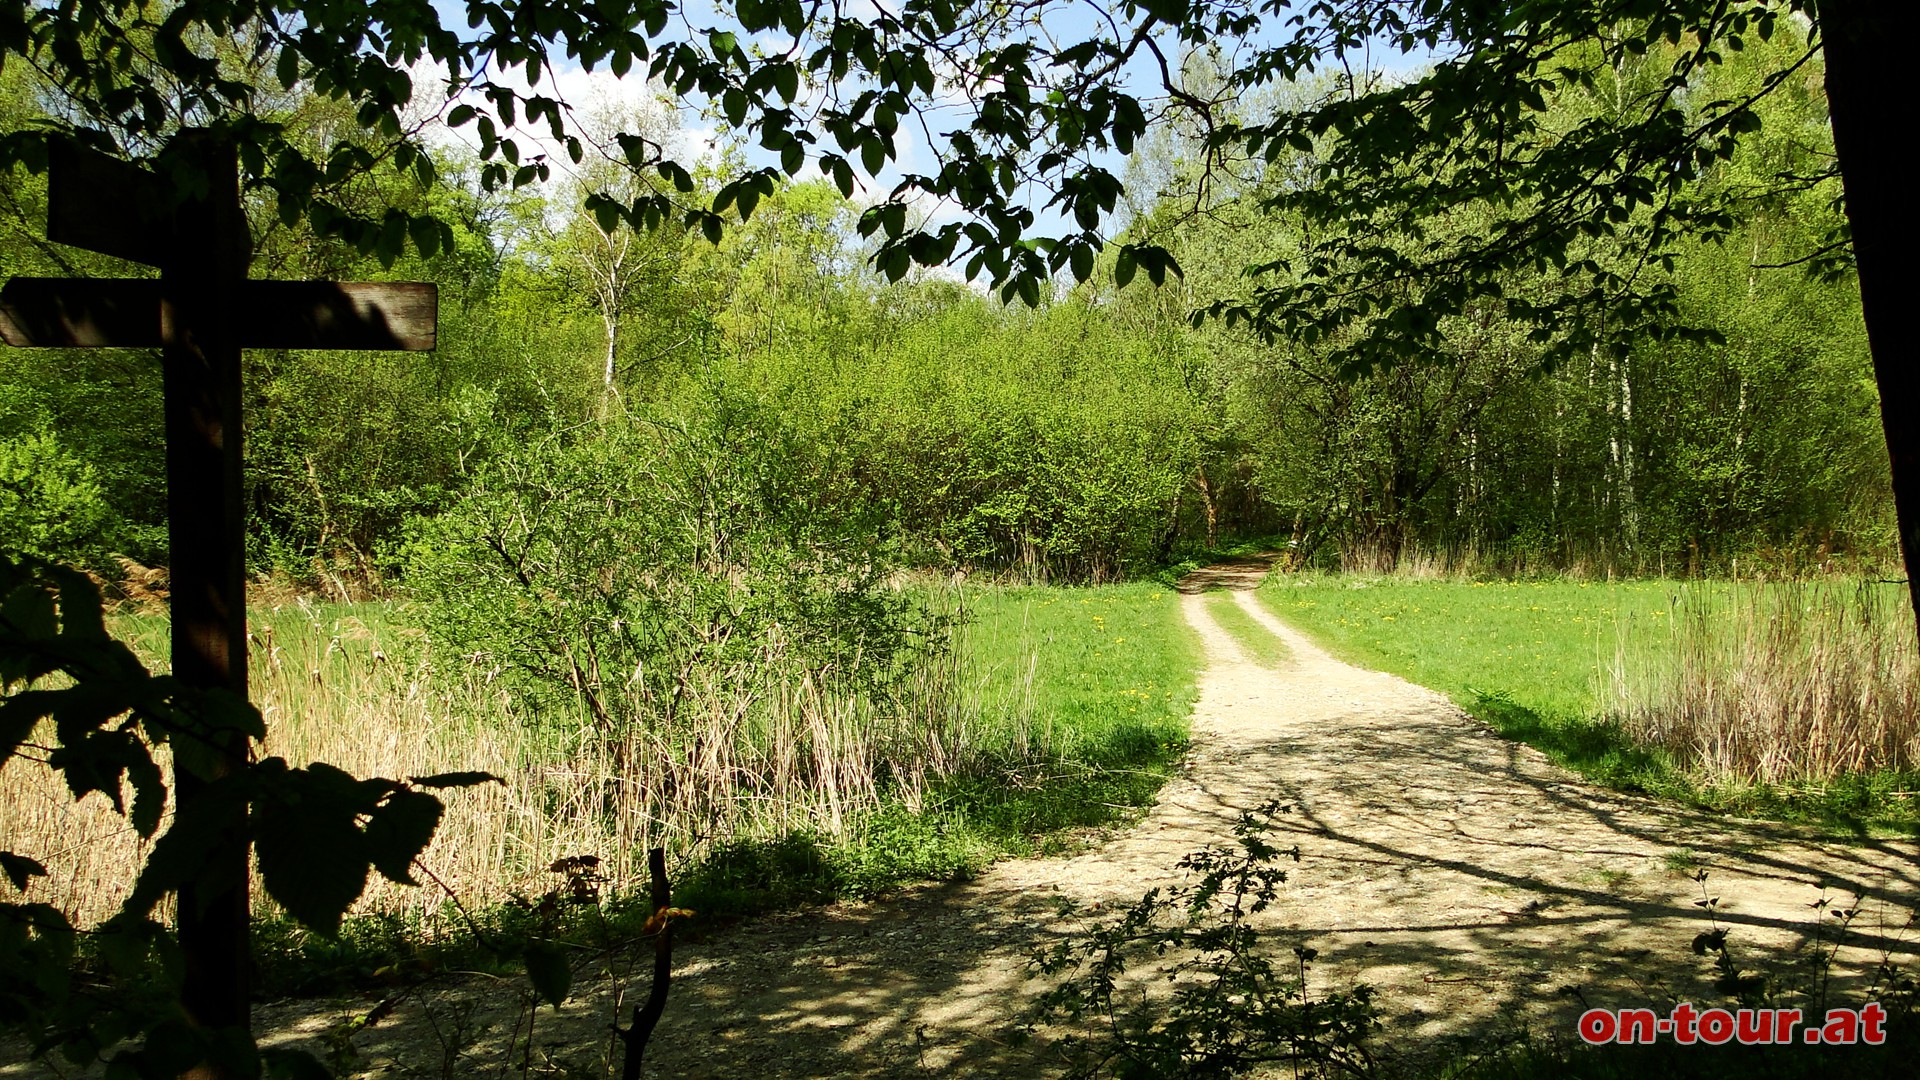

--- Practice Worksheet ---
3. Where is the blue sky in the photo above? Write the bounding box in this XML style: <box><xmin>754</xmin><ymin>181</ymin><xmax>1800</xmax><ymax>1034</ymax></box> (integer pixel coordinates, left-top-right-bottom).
<box><xmin>414</xmin><ymin>2</ymin><xmax>1440</xmax><ymax>265</ymax></box>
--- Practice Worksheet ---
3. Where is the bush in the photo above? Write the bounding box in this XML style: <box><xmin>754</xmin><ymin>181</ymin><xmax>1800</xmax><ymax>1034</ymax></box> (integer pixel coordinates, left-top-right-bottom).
<box><xmin>0</xmin><ymin>430</ymin><xmax>110</xmax><ymax>564</ymax></box>
<box><xmin>400</xmin><ymin>390</ymin><xmax>920</xmax><ymax>721</ymax></box>
<box><xmin>397</xmin><ymin>388</ymin><xmax>952</xmax><ymax>854</ymax></box>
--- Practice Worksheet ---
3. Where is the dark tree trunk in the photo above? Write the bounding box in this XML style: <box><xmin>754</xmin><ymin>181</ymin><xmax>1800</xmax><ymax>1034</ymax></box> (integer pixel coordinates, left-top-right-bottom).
<box><xmin>1821</xmin><ymin>0</ymin><xmax>1920</xmax><ymax>641</ymax></box>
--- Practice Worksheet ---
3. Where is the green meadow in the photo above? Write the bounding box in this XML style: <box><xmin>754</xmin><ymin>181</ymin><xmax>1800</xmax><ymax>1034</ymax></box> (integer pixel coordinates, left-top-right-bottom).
<box><xmin>955</xmin><ymin>582</ymin><xmax>1202</xmax><ymax>764</ymax></box>
<box><xmin>1260</xmin><ymin>575</ymin><xmax>1920</xmax><ymax>832</ymax></box>
<box><xmin>1256</xmin><ymin>576</ymin><xmax>1677</xmax><ymax>717</ymax></box>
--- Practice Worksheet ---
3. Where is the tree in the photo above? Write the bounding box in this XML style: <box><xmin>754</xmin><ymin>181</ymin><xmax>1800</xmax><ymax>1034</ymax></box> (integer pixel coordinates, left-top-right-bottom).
<box><xmin>7</xmin><ymin>0</ymin><xmax>1904</xmax><ymax>616</ymax></box>
<box><xmin>1144</xmin><ymin>0</ymin><xmax>1916</xmax><ymax>613</ymax></box>
<box><xmin>1819</xmin><ymin>1</ymin><xmax>1916</xmax><ymax>620</ymax></box>
<box><xmin>547</xmin><ymin>88</ymin><xmax>691</xmax><ymax>405</ymax></box>
<box><xmin>2</xmin><ymin>3</ymin><xmax>1915</xmax><ymax>1067</ymax></box>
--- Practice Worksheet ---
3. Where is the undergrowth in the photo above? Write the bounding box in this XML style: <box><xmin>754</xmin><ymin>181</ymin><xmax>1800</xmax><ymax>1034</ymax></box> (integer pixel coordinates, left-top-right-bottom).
<box><xmin>223</xmin><ymin>581</ymin><xmax>1202</xmax><ymax>998</ymax></box>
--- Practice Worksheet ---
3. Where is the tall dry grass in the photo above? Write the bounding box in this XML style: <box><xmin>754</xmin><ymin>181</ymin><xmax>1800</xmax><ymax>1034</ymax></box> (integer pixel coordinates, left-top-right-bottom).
<box><xmin>1</xmin><ymin>593</ymin><xmax>1024</xmax><ymax>930</ymax></box>
<box><xmin>1606</xmin><ymin>579</ymin><xmax>1920</xmax><ymax>785</ymax></box>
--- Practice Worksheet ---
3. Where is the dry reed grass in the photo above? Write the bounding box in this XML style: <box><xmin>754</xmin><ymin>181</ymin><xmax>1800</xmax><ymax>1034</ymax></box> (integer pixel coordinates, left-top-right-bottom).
<box><xmin>1</xmin><ymin>594</ymin><xmax>1027</xmax><ymax>930</ymax></box>
<box><xmin>1607</xmin><ymin>579</ymin><xmax>1920</xmax><ymax>785</ymax></box>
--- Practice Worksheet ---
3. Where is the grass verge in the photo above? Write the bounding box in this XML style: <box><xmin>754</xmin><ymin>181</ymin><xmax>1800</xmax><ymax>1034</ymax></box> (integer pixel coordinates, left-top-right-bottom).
<box><xmin>20</xmin><ymin>582</ymin><xmax>1202</xmax><ymax>998</ymax></box>
<box><xmin>1202</xmin><ymin>590</ymin><xmax>1290</xmax><ymax>667</ymax></box>
<box><xmin>1256</xmin><ymin>576</ymin><xmax>1920</xmax><ymax>834</ymax></box>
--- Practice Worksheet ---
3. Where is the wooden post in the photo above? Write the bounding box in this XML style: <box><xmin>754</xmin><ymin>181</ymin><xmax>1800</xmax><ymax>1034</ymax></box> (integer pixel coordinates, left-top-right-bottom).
<box><xmin>0</xmin><ymin>134</ymin><xmax>438</xmax><ymax>1078</ymax></box>
<box><xmin>162</xmin><ymin>133</ymin><xmax>253</xmax><ymax>1076</ymax></box>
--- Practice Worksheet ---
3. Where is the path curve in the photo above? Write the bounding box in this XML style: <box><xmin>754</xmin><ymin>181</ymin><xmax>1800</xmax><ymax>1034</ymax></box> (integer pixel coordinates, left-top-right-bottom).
<box><xmin>255</xmin><ymin>562</ymin><xmax>1920</xmax><ymax>1077</ymax></box>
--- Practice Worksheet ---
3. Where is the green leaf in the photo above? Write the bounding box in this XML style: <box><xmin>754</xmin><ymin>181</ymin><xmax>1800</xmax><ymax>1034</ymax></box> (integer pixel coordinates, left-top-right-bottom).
<box><xmin>2</xmin><ymin>582</ymin><xmax>57</xmax><ymax>640</ymax></box>
<box><xmin>657</xmin><ymin>161</ymin><xmax>695</xmax><ymax>193</ymax></box>
<box><xmin>588</xmin><ymin>196</ymin><xmax>622</xmax><ymax>234</ymax></box>
<box><xmin>1142</xmin><ymin>248</ymin><xmax>1171</xmax><ymax>287</ymax></box>
<box><xmin>0</xmin><ymin>689</ymin><xmax>58</xmax><ymax>765</ymax></box>
<box><xmin>253</xmin><ymin>765</ymin><xmax>373</xmax><ymax>936</ymax></box>
<box><xmin>94</xmin><ymin>913</ymin><xmax>158</xmax><ymax>977</ymax></box>
<box><xmin>826</xmin><ymin>155</ymin><xmax>854</xmax><ymax>198</ymax></box>
<box><xmin>409</xmin><ymin>215</ymin><xmax>442</xmax><ymax>259</ymax></box>
<box><xmin>1017</xmin><ymin>275</ymin><xmax>1040</xmax><ymax>307</ymax></box>
<box><xmin>1114</xmin><ymin>247</ymin><xmax>1137</xmax><ymax>289</ymax></box>
<box><xmin>276</xmin><ymin>48</ymin><xmax>300</xmax><ymax>91</ymax></box>
<box><xmin>53</xmin><ymin>670</ymin><xmax>138</xmax><ymax>723</ymax></box>
<box><xmin>1</xmin><ymin>851</ymin><xmax>47</xmax><ymax>892</ymax></box>
<box><xmin>126</xmin><ymin>751</ymin><xmax>166</xmax><ymax>839</ymax></box>
<box><xmin>410</xmin><ymin>770</ymin><xmax>502</xmax><ymax>789</ymax></box>
<box><xmin>364</xmin><ymin>788</ymin><xmax>443</xmax><ymax>885</ymax></box>
<box><xmin>447</xmin><ymin>103</ymin><xmax>474</xmax><ymax>128</ymax></box>
<box><xmin>523</xmin><ymin>942</ymin><xmax>573</xmax><ymax>1006</ymax></box>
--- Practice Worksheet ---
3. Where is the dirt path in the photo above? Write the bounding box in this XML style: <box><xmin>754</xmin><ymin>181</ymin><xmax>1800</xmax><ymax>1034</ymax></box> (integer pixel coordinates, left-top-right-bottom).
<box><xmin>253</xmin><ymin>560</ymin><xmax>1920</xmax><ymax>1077</ymax></box>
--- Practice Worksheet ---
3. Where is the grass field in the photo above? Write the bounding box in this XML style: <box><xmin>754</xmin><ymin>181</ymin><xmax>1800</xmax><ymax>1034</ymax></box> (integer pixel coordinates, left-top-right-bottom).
<box><xmin>1256</xmin><ymin>576</ymin><xmax>1673</xmax><ymax>717</ymax></box>
<box><xmin>955</xmin><ymin>581</ymin><xmax>1201</xmax><ymax>761</ymax></box>
<box><xmin>1258</xmin><ymin>575</ymin><xmax>1920</xmax><ymax>832</ymax></box>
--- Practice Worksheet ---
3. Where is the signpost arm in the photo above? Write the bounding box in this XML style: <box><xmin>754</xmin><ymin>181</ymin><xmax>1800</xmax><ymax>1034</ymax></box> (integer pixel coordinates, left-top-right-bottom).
<box><xmin>160</xmin><ymin>134</ymin><xmax>253</xmax><ymax>1073</ymax></box>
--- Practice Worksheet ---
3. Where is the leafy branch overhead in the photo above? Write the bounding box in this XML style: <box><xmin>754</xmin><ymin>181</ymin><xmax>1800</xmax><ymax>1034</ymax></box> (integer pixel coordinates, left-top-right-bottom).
<box><xmin>0</xmin><ymin>2</ymin><xmax>1836</xmax><ymax>334</ymax></box>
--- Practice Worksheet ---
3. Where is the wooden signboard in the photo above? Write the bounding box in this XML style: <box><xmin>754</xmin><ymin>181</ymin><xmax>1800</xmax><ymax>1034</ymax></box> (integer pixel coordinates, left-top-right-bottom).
<box><xmin>1</xmin><ymin>278</ymin><xmax>438</xmax><ymax>350</ymax></box>
<box><xmin>0</xmin><ymin>133</ymin><xmax>438</xmax><ymax>1069</ymax></box>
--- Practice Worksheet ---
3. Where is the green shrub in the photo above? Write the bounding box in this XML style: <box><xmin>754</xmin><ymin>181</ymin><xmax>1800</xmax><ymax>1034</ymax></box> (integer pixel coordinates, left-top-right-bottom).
<box><xmin>0</xmin><ymin>430</ymin><xmax>110</xmax><ymax>564</ymax></box>
<box><xmin>1027</xmin><ymin>801</ymin><xmax>1379</xmax><ymax>1078</ymax></box>
<box><xmin>399</xmin><ymin>388</ymin><xmax>924</xmax><ymax>727</ymax></box>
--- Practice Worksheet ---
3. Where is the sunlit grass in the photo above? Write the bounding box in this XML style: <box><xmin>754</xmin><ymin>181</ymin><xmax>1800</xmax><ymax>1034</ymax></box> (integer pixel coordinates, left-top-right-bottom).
<box><xmin>954</xmin><ymin>581</ymin><xmax>1201</xmax><ymax>761</ymax></box>
<box><xmin>1257</xmin><ymin>575</ymin><xmax>1920</xmax><ymax>833</ymax></box>
<box><xmin>1201</xmin><ymin>590</ymin><xmax>1290</xmax><ymax>668</ymax></box>
<box><xmin>1255</xmin><ymin>576</ymin><xmax>1677</xmax><ymax>717</ymax></box>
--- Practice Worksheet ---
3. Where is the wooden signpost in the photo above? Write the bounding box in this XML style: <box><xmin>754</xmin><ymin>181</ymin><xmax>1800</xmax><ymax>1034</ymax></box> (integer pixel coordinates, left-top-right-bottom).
<box><xmin>0</xmin><ymin>132</ymin><xmax>437</xmax><ymax>1068</ymax></box>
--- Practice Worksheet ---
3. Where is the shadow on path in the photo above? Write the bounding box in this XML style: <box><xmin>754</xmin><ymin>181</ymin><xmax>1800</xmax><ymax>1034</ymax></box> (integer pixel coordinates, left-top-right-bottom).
<box><xmin>231</xmin><ymin>562</ymin><xmax>1919</xmax><ymax>1078</ymax></box>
